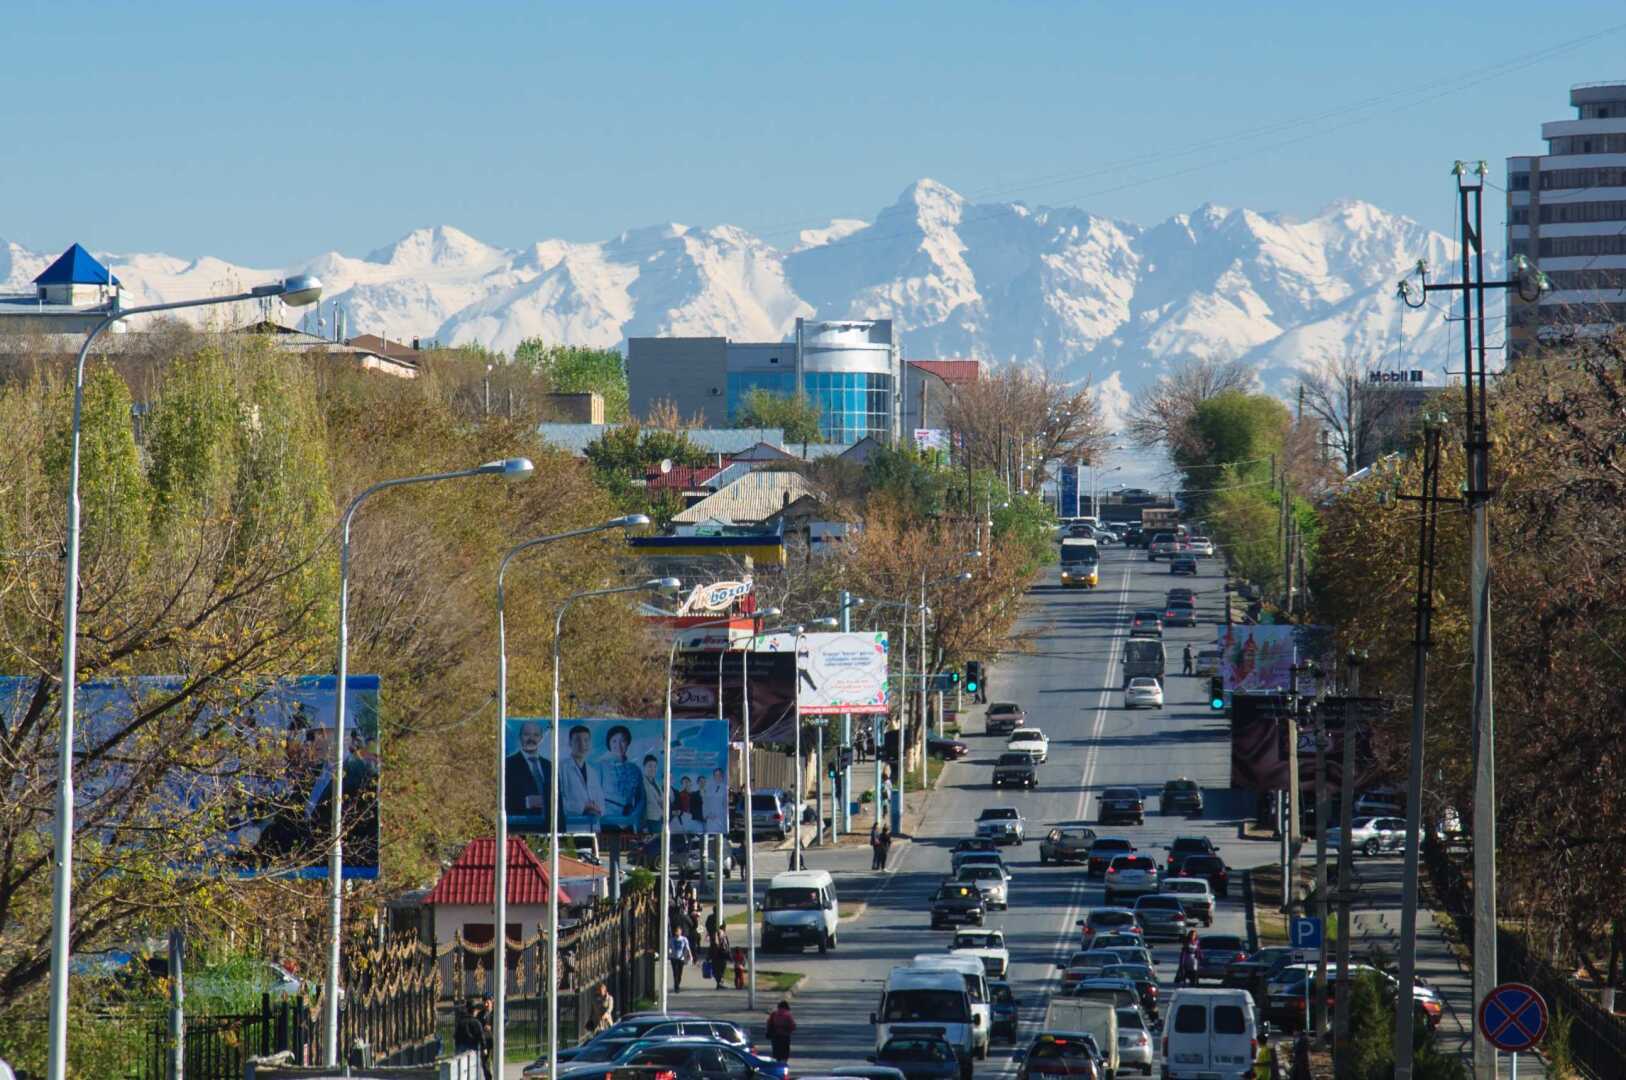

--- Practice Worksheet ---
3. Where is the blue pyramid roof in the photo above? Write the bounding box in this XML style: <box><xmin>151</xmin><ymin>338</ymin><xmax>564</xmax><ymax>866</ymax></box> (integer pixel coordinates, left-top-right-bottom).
<box><xmin>33</xmin><ymin>243</ymin><xmax>120</xmax><ymax>287</ymax></box>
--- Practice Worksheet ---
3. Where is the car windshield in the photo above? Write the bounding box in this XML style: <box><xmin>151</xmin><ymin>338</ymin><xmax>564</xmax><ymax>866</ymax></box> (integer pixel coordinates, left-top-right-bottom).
<box><xmin>1112</xmin><ymin>856</ymin><xmax>1155</xmax><ymax>871</ymax></box>
<box><xmin>1134</xmin><ymin>610</ymin><xmax>1161</xmax><ymax>620</ymax></box>
<box><xmin>1185</xmin><ymin>857</ymin><xmax>1224</xmax><ymax>872</ymax></box>
<box><xmin>751</xmin><ymin>794</ymin><xmax>781</xmax><ymax>812</ymax></box>
<box><xmin>997</xmin><ymin>754</ymin><xmax>1031</xmax><ymax>765</ymax></box>
<box><xmin>1138</xmin><ymin>896</ymin><xmax>1181</xmax><ymax>909</ymax></box>
<box><xmin>1129</xmin><ymin>679</ymin><xmax>1159</xmax><ymax>689</ymax></box>
<box><xmin>1029</xmin><ymin>1039</ymin><xmax>1095</xmax><ymax>1061</ymax></box>
<box><xmin>1202</xmin><ymin>936</ymin><xmax>1245</xmax><ymax>952</ymax></box>
<box><xmin>955</xmin><ymin>932</ymin><xmax>1001</xmax><ymax>948</ymax></box>
<box><xmin>989</xmin><ymin>704</ymin><xmax>1020</xmax><ymax>715</ymax></box>
<box><xmin>937</xmin><ymin>885</ymin><xmax>977</xmax><ymax>900</ymax></box>
<box><xmin>1171</xmin><ymin>837</ymin><xmax>1209</xmax><ymax>851</ymax></box>
<box><xmin>1104</xmin><ymin>964</ymin><xmax>1154</xmax><ymax>981</ymax></box>
<box><xmin>960</xmin><ymin>866</ymin><xmax>1001</xmax><ymax>880</ymax></box>
<box><xmin>882</xmin><ymin>1038</ymin><xmax>955</xmax><ymax>1062</ymax></box>
<box><xmin>1166</xmin><ymin>783</ymin><xmax>1199</xmax><ymax>794</ymax></box>
<box><xmin>1165</xmin><ymin>881</ymin><xmax>1207</xmax><ymax>895</ymax></box>
<box><xmin>1116</xmin><ymin>1007</ymin><xmax>1145</xmax><ymax>1031</ymax></box>
<box><xmin>1058</xmin><ymin>828</ymin><xmax>1091</xmax><ymax>841</ymax></box>
<box><xmin>980</xmin><ymin>808</ymin><xmax>1018</xmax><ymax>820</ymax></box>
<box><xmin>1010</xmin><ymin>730</ymin><xmax>1042</xmax><ymax>741</ymax></box>
<box><xmin>765</xmin><ymin>887</ymin><xmax>821</xmax><ymax>911</ymax></box>
<box><xmin>1104</xmin><ymin>789</ymin><xmax>1140</xmax><ymax>800</ymax></box>
<box><xmin>992</xmin><ymin>983</ymin><xmax>1015</xmax><ymax>1005</ymax></box>
<box><xmin>1092</xmin><ymin>840</ymin><xmax>1133</xmax><ymax>853</ymax></box>
<box><xmin>882</xmin><ymin>989</ymin><xmax>969</xmax><ymax>1023</ymax></box>
<box><xmin>1092</xmin><ymin>911</ymin><xmax>1134</xmax><ymax>926</ymax></box>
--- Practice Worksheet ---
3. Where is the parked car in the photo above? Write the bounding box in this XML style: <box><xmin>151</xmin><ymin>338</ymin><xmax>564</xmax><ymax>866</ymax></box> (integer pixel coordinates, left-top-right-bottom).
<box><xmin>1099</xmin><ymin>787</ymin><xmax>1145</xmax><ymax>826</ymax></box>
<box><xmin>985</xmin><ymin>702</ymin><xmax>1026</xmax><ymax>735</ymax></box>
<box><xmin>993</xmin><ymin>752</ymin><xmax>1039</xmax><ymax>789</ymax></box>
<box><xmin>1039</xmin><ymin>824</ymin><xmax>1098</xmax><ymax>865</ymax></box>
<box><xmin>1123</xmin><ymin>678</ymin><xmax>1164</xmax><ymax>710</ymax></box>
<box><xmin>734</xmin><ymin>788</ymin><xmax>795</xmax><ymax>841</ymax></box>
<box><xmin>1160</xmin><ymin>780</ymin><xmax>1204</xmax><ymax>816</ymax></box>
<box><xmin>1325</xmin><ymin>816</ymin><xmax>1407</xmax><ymax>856</ymax></box>
<box><xmin>929</xmin><ymin>736</ymin><xmax>970</xmax><ymax>760</ymax></box>
<box><xmin>1169</xmin><ymin>555</ymin><xmax>1198</xmax><ymax>576</ymax></box>
<box><xmin>975</xmin><ymin>806</ymin><xmax>1026</xmax><ymax>845</ymax></box>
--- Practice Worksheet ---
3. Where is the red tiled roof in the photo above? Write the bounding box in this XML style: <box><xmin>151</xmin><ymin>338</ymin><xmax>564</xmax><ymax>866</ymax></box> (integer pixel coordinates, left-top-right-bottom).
<box><xmin>645</xmin><ymin>464</ymin><xmax>723</xmax><ymax>491</ymax></box>
<box><xmin>909</xmin><ymin>359</ymin><xmax>981</xmax><ymax>384</ymax></box>
<box><xmin>423</xmin><ymin>836</ymin><xmax>582</xmax><ymax>907</ymax></box>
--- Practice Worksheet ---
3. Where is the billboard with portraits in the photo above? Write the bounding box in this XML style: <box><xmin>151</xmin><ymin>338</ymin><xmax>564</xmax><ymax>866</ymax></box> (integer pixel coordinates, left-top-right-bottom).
<box><xmin>503</xmin><ymin>716</ymin><xmax>730</xmax><ymax>835</ymax></box>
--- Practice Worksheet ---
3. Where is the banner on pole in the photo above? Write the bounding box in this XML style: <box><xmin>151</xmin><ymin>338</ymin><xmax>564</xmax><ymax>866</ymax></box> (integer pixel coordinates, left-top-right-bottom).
<box><xmin>756</xmin><ymin>632</ymin><xmax>891</xmax><ymax>714</ymax></box>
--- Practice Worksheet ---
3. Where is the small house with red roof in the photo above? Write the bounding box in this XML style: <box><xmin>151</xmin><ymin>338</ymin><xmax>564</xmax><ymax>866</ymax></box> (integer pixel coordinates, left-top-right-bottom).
<box><xmin>422</xmin><ymin>836</ymin><xmax>605</xmax><ymax>949</ymax></box>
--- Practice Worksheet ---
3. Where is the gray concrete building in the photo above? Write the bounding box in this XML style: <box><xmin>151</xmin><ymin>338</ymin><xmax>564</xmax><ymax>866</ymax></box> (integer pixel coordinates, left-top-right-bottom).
<box><xmin>1507</xmin><ymin>81</ymin><xmax>1626</xmax><ymax>358</ymax></box>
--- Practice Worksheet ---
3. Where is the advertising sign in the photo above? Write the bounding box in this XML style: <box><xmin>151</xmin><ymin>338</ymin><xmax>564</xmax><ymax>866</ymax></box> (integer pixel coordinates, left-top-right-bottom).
<box><xmin>914</xmin><ymin>428</ymin><xmax>947</xmax><ymax>452</ymax></box>
<box><xmin>757</xmin><ymin>631</ymin><xmax>891</xmax><ymax>714</ymax></box>
<box><xmin>1213</xmin><ymin>624</ymin><xmax>1333</xmax><ymax>693</ymax></box>
<box><xmin>0</xmin><ymin>674</ymin><xmax>381</xmax><ymax>879</ymax></box>
<box><xmin>676</xmin><ymin>577</ymin><xmax>753</xmax><ymax>616</ymax></box>
<box><xmin>504</xmin><ymin>717</ymin><xmax>729</xmax><ymax>835</ymax></box>
<box><xmin>1228</xmin><ymin>692</ymin><xmax>1380</xmax><ymax>795</ymax></box>
<box><xmin>670</xmin><ymin>648</ymin><xmax>799</xmax><ymax>744</ymax></box>
<box><xmin>1059</xmin><ymin>465</ymin><xmax>1081</xmax><ymax>518</ymax></box>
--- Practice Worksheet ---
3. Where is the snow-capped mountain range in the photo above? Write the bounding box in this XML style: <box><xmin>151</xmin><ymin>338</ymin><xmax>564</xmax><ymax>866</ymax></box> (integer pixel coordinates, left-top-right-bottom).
<box><xmin>1</xmin><ymin>179</ymin><xmax>1472</xmax><ymax>409</ymax></box>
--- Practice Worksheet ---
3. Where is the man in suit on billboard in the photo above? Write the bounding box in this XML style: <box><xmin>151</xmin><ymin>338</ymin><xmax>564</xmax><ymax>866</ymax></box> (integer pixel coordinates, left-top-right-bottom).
<box><xmin>504</xmin><ymin>720</ymin><xmax>554</xmax><ymax>830</ymax></box>
<box><xmin>560</xmin><ymin>723</ymin><xmax>606</xmax><ymax>828</ymax></box>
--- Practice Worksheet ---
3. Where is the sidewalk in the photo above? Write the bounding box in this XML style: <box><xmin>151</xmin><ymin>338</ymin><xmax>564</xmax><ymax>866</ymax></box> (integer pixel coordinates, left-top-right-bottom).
<box><xmin>1339</xmin><ymin>856</ymin><xmax>1548</xmax><ymax>1078</ymax></box>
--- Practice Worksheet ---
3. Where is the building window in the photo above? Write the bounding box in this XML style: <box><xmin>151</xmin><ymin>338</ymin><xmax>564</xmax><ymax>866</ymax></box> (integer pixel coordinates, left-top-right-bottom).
<box><xmin>726</xmin><ymin>371</ymin><xmax>797</xmax><ymax>421</ymax></box>
<box><xmin>1509</xmin><ymin>173</ymin><xmax>1530</xmax><ymax>191</ymax></box>
<box><xmin>801</xmin><ymin>371</ymin><xmax>893</xmax><ymax>443</ymax></box>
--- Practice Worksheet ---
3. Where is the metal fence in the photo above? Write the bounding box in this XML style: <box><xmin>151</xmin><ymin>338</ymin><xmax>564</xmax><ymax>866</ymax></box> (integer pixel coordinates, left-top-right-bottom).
<box><xmin>1424</xmin><ymin>837</ymin><xmax>1626</xmax><ymax>1078</ymax></box>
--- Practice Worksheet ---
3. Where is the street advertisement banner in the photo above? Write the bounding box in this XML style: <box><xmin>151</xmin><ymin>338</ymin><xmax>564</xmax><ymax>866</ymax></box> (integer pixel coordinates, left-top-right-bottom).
<box><xmin>1059</xmin><ymin>465</ymin><xmax>1081</xmax><ymax>518</ymax></box>
<box><xmin>792</xmin><ymin>632</ymin><xmax>890</xmax><ymax>715</ymax></box>
<box><xmin>1213</xmin><ymin>624</ymin><xmax>1333</xmax><ymax>693</ymax></box>
<box><xmin>1228</xmin><ymin>693</ymin><xmax>1381</xmax><ymax>795</ymax></box>
<box><xmin>0</xmin><ymin>674</ymin><xmax>381</xmax><ymax>878</ymax></box>
<box><xmin>675</xmin><ymin>577</ymin><xmax>753</xmax><ymax>616</ymax></box>
<box><xmin>914</xmin><ymin>428</ymin><xmax>947</xmax><ymax>452</ymax></box>
<box><xmin>670</xmin><ymin>649</ymin><xmax>799</xmax><ymax>744</ymax></box>
<box><xmin>503</xmin><ymin>717</ymin><xmax>729</xmax><ymax>835</ymax></box>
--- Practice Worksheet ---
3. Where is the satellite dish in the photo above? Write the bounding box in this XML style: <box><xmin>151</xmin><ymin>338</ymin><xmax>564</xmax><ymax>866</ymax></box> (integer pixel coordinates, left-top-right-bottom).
<box><xmin>659</xmin><ymin>459</ymin><xmax>673</xmax><ymax>474</ymax></box>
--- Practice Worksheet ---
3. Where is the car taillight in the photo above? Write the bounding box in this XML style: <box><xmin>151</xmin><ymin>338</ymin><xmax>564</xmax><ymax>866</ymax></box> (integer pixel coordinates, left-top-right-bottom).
<box><xmin>1236</xmin><ymin>951</ymin><xmax>1247</xmax><ymax>961</ymax></box>
<box><xmin>656</xmin><ymin>1073</ymin><xmax>677</xmax><ymax>1080</ymax></box>
<box><xmin>773</xmin><ymin>812</ymin><xmax>783</xmax><ymax>821</ymax></box>
<box><xmin>1107</xmin><ymin>866</ymin><xmax>1117</xmax><ymax>874</ymax></box>
<box><xmin>1083</xmin><ymin>926</ymin><xmax>1094</xmax><ymax>936</ymax></box>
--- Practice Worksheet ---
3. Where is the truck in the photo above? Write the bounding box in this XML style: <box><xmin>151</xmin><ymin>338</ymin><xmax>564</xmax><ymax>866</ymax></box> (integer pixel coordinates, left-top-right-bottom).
<box><xmin>1122</xmin><ymin>637</ymin><xmax>1166</xmax><ymax>689</ymax></box>
<box><xmin>1140</xmin><ymin>506</ymin><xmax>1180</xmax><ymax>534</ymax></box>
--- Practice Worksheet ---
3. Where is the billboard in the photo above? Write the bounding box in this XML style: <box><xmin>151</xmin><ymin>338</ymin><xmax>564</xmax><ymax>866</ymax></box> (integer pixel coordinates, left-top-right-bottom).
<box><xmin>756</xmin><ymin>632</ymin><xmax>891</xmax><ymax>714</ymax></box>
<box><xmin>504</xmin><ymin>717</ymin><xmax>730</xmax><ymax>835</ymax></box>
<box><xmin>1229</xmin><ymin>693</ymin><xmax>1382</xmax><ymax>796</ymax></box>
<box><xmin>670</xmin><ymin>648</ymin><xmax>799</xmax><ymax>744</ymax></box>
<box><xmin>0</xmin><ymin>674</ymin><xmax>381</xmax><ymax>879</ymax></box>
<box><xmin>1213</xmin><ymin>624</ymin><xmax>1333</xmax><ymax>693</ymax></box>
<box><xmin>1059</xmin><ymin>465</ymin><xmax>1081</xmax><ymax>519</ymax></box>
<box><xmin>914</xmin><ymin>429</ymin><xmax>948</xmax><ymax>452</ymax></box>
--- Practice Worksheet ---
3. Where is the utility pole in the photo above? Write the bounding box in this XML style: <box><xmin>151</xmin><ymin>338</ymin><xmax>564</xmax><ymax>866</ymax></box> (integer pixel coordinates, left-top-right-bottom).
<box><xmin>1285</xmin><ymin>667</ymin><xmax>1303</xmax><ymax>914</ymax></box>
<box><xmin>1333</xmin><ymin>652</ymin><xmax>1368</xmax><ymax>1051</ymax></box>
<box><xmin>1313</xmin><ymin>698</ymin><xmax>1330</xmax><ymax>1036</ymax></box>
<box><xmin>1399</xmin><ymin>162</ymin><xmax>1548</xmax><ymax>1080</ymax></box>
<box><xmin>1388</xmin><ymin>418</ymin><xmax>1454</xmax><ymax>1078</ymax></box>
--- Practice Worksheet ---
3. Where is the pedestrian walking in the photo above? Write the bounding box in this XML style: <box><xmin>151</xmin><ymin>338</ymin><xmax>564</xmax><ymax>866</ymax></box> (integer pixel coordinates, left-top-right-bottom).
<box><xmin>669</xmin><ymin>926</ymin><xmax>693</xmax><ymax>992</ymax></box>
<box><xmin>869</xmin><ymin>824</ymin><xmax>883</xmax><ymax>870</ymax></box>
<box><xmin>705</xmin><ymin>906</ymin><xmax>720</xmax><ymax>945</ymax></box>
<box><xmin>1177</xmin><ymin>930</ymin><xmax>1203</xmax><ymax>986</ymax></box>
<box><xmin>1182</xmin><ymin>643</ymin><xmax>1194</xmax><ymax>675</ymax></box>
<box><xmin>592</xmin><ymin>983</ymin><xmax>616</xmax><ymax>1035</ymax></box>
<box><xmin>453</xmin><ymin>998</ymin><xmax>485</xmax><ymax>1060</ymax></box>
<box><xmin>878</xmin><ymin>824</ymin><xmax>893</xmax><ymax>870</ymax></box>
<box><xmin>709</xmin><ymin>926</ymin><xmax>731</xmax><ymax>989</ymax></box>
<box><xmin>765</xmin><ymin>999</ymin><xmax>797</xmax><ymax>1062</ymax></box>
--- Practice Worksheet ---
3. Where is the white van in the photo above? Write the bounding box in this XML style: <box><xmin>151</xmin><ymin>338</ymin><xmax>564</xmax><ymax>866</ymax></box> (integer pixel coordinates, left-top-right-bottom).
<box><xmin>1162</xmin><ymin>988</ymin><xmax>1260</xmax><ymax>1080</ymax></box>
<box><xmin>873</xmin><ymin>965</ymin><xmax>979</xmax><ymax>1080</ymax></box>
<box><xmin>1039</xmin><ymin>998</ymin><xmax>1118</xmax><ymax>1078</ymax></box>
<box><xmin>912</xmin><ymin>953</ymin><xmax>992</xmax><ymax>1059</ymax></box>
<box><xmin>762</xmin><ymin>869</ymin><xmax>839</xmax><ymax>953</ymax></box>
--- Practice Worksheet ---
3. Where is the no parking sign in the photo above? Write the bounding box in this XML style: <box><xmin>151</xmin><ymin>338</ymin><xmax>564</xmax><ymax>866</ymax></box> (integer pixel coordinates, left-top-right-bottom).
<box><xmin>1478</xmin><ymin>982</ymin><xmax>1548</xmax><ymax>1052</ymax></box>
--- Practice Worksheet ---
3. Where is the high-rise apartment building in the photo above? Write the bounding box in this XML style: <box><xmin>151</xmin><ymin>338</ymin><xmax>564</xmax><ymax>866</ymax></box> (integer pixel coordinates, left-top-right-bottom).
<box><xmin>1507</xmin><ymin>82</ymin><xmax>1626</xmax><ymax>358</ymax></box>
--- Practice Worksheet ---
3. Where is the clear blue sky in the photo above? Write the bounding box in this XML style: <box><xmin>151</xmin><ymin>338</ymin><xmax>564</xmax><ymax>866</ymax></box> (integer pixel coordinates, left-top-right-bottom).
<box><xmin>5</xmin><ymin>1</ymin><xmax>1624</xmax><ymax>266</ymax></box>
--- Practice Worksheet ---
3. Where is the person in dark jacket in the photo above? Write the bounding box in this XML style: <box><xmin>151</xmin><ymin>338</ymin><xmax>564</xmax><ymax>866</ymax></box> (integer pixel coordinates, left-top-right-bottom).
<box><xmin>766</xmin><ymin>1000</ymin><xmax>796</xmax><ymax>1062</ymax></box>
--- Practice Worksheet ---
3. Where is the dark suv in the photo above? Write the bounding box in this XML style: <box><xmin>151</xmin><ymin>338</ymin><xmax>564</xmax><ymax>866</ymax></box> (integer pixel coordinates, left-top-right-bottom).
<box><xmin>1173</xmin><ymin>853</ymin><xmax>1231</xmax><ymax>897</ymax></box>
<box><xmin>1099</xmin><ymin>786</ymin><xmax>1146</xmax><ymax>826</ymax></box>
<box><xmin>1161</xmin><ymin>780</ymin><xmax>1204</xmax><ymax>816</ymax></box>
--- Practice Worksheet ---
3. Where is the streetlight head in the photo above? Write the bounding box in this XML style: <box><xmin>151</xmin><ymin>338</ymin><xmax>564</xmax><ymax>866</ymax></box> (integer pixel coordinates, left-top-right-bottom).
<box><xmin>759</xmin><ymin>606</ymin><xmax>783</xmax><ymax>619</ymax></box>
<box><xmin>480</xmin><ymin>457</ymin><xmax>535</xmax><ymax>480</ymax></box>
<box><xmin>646</xmin><ymin>577</ymin><xmax>682</xmax><ymax>592</ymax></box>
<box><xmin>278</xmin><ymin>274</ymin><xmax>324</xmax><ymax>307</ymax></box>
<box><xmin>811</xmin><ymin>617</ymin><xmax>839</xmax><ymax>629</ymax></box>
<box><xmin>964</xmin><ymin>550</ymin><xmax>982</xmax><ymax>560</ymax></box>
<box><xmin>609</xmin><ymin>514</ymin><xmax>652</xmax><ymax>530</ymax></box>
<box><xmin>957</xmin><ymin>571</ymin><xmax>974</xmax><ymax>582</ymax></box>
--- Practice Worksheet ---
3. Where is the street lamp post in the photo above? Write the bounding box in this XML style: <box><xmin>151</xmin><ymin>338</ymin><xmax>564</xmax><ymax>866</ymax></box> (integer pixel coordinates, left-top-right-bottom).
<box><xmin>917</xmin><ymin>567</ymin><xmax>975</xmax><ymax>787</ymax></box>
<box><xmin>789</xmin><ymin>618</ymin><xmax>841</xmax><ymax>870</ymax></box>
<box><xmin>547</xmin><ymin>578</ymin><xmax>679</xmax><ymax>1077</ymax></box>
<box><xmin>493</xmin><ymin>516</ymin><xmax>651</xmax><ymax>1074</ymax></box>
<box><xmin>323</xmin><ymin>456</ymin><xmax>534</xmax><ymax>1065</ymax></box>
<box><xmin>658</xmin><ymin>608</ymin><xmax>776</xmax><ymax>1012</ymax></box>
<box><xmin>46</xmin><ymin>275</ymin><xmax>324</xmax><ymax>1080</ymax></box>
<box><xmin>834</xmin><ymin>593</ymin><xmax>866</xmax><ymax>840</ymax></box>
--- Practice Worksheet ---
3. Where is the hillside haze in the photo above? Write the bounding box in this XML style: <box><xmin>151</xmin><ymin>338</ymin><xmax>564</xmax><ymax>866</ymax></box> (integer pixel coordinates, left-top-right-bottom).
<box><xmin>1</xmin><ymin>179</ymin><xmax>1463</xmax><ymax>406</ymax></box>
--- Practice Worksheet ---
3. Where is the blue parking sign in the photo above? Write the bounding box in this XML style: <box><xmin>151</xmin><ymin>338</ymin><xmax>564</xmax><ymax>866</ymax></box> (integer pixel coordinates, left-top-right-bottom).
<box><xmin>1290</xmin><ymin>916</ymin><xmax>1323</xmax><ymax>950</ymax></box>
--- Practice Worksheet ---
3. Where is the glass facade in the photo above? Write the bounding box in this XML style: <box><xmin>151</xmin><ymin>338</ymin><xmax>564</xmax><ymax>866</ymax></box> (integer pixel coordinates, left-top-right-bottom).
<box><xmin>725</xmin><ymin>371</ymin><xmax>797</xmax><ymax>420</ymax></box>
<box><xmin>725</xmin><ymin>369</ymin><xmax>893</xmax><ymax>443</ymax></box>
<box><xmin>804</xmin><ymin>371</ymin><xmax>892</xmax><ymax>443</ymax></box>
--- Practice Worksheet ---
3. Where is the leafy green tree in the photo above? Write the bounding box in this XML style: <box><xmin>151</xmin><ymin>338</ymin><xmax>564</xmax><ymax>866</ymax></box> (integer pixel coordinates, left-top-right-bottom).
<box><xmin>863</xmin><ymin>445</ymin><xmax>948</xmax><ymax>518</ymax></box>
<box><xmin>735</xmin><ymin>388</ymin><xmax>823</xmax><ymax>445</ymax></box>
<box><xmin>1183</xmin><ymin>390</ymin><xmax>1289</xmax><ymax>474</ymax></box>
<box><xmin>514</xmin><ymin>338</ymin><xmax>631</xmax><ymax>421</ymax></box>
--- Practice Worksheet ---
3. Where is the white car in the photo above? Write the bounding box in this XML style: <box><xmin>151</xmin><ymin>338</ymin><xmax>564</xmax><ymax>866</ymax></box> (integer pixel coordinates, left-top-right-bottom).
<box><xmin>957</xmin><ymin>863</ymin><xmax>1011</xmax><ymax>910</ymax></box>
<box><xmin>1007</xmin><ymin>728</ymin><xmax>1049</xmax><ymax>763</ymax></box>
<box><xmin>1194</xmin><ymin>647</ymin><xmax>1222</xmax><ymax>677</ymax></box>
<box><xmin>1116</xmin><ymin>1005</ymin><xmax>1156</xmax><ymax>1074</ymax></box>
<box><xmin>1326</xmin><ymin>816</ymin><xmax>1408</xmax><ymax>855</ymax></box>
<box><xmin>951</xmin><ymin>928</ymin><xmax>1011</xmax><ymax>978</ymax></box>
<box><xmin>1187</xmin><ymin>536</ymin><xmax>1216</xmax><ymax>558</ymax></box>
<box><xmin>1123</xmin><ymin>678</ymin><xmax>1164</xmax><ymax>709</ymax></box>
<box><xmin>1159</xmin><ymin>877</ymin><xmax>1216</xmax><ymax>927</ymax></box>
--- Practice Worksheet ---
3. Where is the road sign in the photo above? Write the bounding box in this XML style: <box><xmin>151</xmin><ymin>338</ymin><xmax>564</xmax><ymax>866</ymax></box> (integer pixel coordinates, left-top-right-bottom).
<box><xmin>1478</xmin><ymin>982</ymin><xmax>1548</xmax><ymax>1052</ymax></box>
<box><xmin>1289</xmin><ymin>916</ymin><xmax>1324</xmax><ymax>950</ymax></box>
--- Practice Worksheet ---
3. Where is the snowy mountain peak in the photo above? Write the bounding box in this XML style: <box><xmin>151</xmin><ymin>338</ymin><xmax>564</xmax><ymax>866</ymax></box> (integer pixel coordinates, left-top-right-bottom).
<box><xmin>2</xmin><ymin>179</ymin><xmax>1461</xmax><ymax>411</ymax></box>
<box><xmin>364</xmin><ymin>225</ymin><xmax>505</xmax><ymax>270</ymax></box>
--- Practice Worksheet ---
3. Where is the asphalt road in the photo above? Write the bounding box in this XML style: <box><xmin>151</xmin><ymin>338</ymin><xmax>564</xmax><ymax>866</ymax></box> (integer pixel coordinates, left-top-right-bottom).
<box><xmin>674</xmin><ymin>543</ymin><xmax>1271</xmax><ymax>1074</ymax></box>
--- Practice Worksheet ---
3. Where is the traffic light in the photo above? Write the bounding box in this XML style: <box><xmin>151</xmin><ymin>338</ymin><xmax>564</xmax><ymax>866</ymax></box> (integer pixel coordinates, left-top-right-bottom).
<box><xmin>1209</xmin><ymin>676</ymin><xmax>1226</xmax><ymax>711</ymax></box>
<box><xmin>964</xmin><ymin>662</ymin><xmax>982</xmax><ymax>695</ymax></box>
<box><xmin>948</xmin><ymin>669</ymin><xmax>961</xmax><ymax>686</ymax></box>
